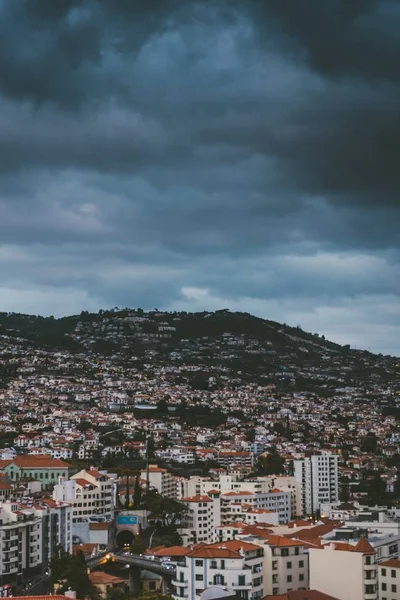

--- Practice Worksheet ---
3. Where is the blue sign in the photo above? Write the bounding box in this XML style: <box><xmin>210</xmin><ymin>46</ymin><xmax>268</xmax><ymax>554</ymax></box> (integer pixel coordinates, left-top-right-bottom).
<box><xmin>117</xmin><ymin>515</ymin><xmax>138</xmax><ymax>525</ymax></box>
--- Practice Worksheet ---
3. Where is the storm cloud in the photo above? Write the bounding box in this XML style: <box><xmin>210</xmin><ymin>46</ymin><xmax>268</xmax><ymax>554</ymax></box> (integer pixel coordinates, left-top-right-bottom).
<box><xmin>0</xmin><ymin>0</ymin><xmax>399</xmax><ymax>353</ymax></box>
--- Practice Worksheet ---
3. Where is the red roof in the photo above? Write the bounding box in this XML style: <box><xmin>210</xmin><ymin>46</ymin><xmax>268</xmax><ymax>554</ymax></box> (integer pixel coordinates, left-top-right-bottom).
<box><xmin>380</xmin><ymin>559</ymin><xmax>400</xmax><ymax>568</ymax></box>
<box><xmin>182</xmin><ymin>494</ymin><xmax>213</xmax><ymax>503</ymax></box>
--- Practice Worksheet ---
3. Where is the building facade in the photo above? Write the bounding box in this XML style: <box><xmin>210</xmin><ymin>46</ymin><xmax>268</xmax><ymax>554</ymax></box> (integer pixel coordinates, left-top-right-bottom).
<box><xmin>294</xmin><ymin>453</ymin><xmax>339</xmax><ymax>515</ymax></box>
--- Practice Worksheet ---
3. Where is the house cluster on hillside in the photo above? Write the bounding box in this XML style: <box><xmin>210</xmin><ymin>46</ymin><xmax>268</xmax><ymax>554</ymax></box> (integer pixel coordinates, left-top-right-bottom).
<box><xmin>0</xmin><ymin>309</ymin><xmax>398</xmax><ymax>597</ymax></box>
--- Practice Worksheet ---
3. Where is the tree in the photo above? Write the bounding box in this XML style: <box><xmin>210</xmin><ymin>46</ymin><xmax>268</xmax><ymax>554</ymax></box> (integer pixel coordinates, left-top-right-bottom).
<box><xmin>273</xmin><ymin>422</ymin><xmax>285</xmax><ymax>437</ymax></box>
<box><xmin>256</xmin><ymin>449</ymin><xmax>285</xmax><ymax>475</ymax></box>
<box><xmin>142</xmin><ymin>490</ymin><xmax>187</xmax><ymax>527</ymax></box>
<box><xmin>133</xmin><ymin>475</ymin><xmax>142</xmax><ymax>509</ymax></box>
<box><xmin>360</xmin><ymin>433</ymin><xmax>378</xmax><ymax>453</ymax></box>
<box><xmin>50</xmin><ymin>547</ymin><xmax>98</xmax><ymax>600</ymax></box>
<box><xmin>156</xmin><ymin>398</ymin><xmax>169</xmax><ymax>414</ymax></box>
<box><xmin>339</xmin><ymin>482</ymin><xmax>350</xmax><ymax>502</ymax></box>
<box><xmin>130</xmin><ymin>534</ymin><xmax>146</xmax><ymax>555</ymax></box>
<box><xmin>125</xmin><ymin>475</ymin><xmax>130</xmax><ymax>509</ymax></box>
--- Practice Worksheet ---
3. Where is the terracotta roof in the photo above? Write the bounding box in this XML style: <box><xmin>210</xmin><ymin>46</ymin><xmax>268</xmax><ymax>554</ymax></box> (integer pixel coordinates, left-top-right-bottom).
<box><xmin>353</xmin><ymin>537</ymin><xmax>376</xmax><ymax>555</ymax></box>
<box><xmin>10</xmin><ymin>597</ymin><xmax>66</xmax><ymax>600</ymax></box>
<box><xmin>286</xmin><ymin>524</ymin><xmax>337</xmax><ymax>540</ymax></box>
<box><xmin>214</xmin><ymin>540</ymin><xmax>261</xmax><ymax>552</ymax></box>
<box><xmin>380</xmin><ymin>559</ymin><xmax>400</xmax><ymax>568</ymax></box>
<box><xmin>74</xmin><ymin>478</ymin><xmax>94</xmax><ymax>488</ymax></box>
<box><xmin>5</xmin><ymin>455</ymin><xmax>69</xmax><ymax>469</ymax></box>
<box><xmin>188</xmin><ymin>547</ymin><xmax>241</xmax><ymax>559</ymax></box>
<box><xmin>89</xmin><ymin>572</ymin><xmax>123</xmax><ymax>585</ymax></box>
<box><xmin>182</xmin><ymin>494</ymin><xmax>213</xmax><ymax>502</ymax></box>
<box><xmin>264</xmin><ymin>535</ymin><xmax>304</xmax><ymax>548</ymax></box>
<box><xmin>88</xmin><ymin>468</ymin><xmax>109</xmax><ymax>479</ymax></box>
<box><xmin>153</xmin><ymin>546</ymin><xmax>191</xmax><ymax>557</ymax></box>
<box><xmin>264</xmin><ymin>591</ymin><xmax>341</xmax><ymax>600</ymax></box>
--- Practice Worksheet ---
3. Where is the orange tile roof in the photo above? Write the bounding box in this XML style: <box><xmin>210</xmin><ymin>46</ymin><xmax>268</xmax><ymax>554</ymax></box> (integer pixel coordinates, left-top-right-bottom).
<box><xmin>89</xmin><ymin>572</ymin><xmax>123</xmax><ymax>585</ymax></box>
<box><xmin>10</xmin><ymin>597</ymin><xmax>66</xmax><ymax>600</ymax></box>
<box><xmin>285</xmin><ymin>524</ymin><xmax>337</xmax><ymax>540</ymax></box>
<box><xmin>264</xmin><ymin>591</ymin><xmax>341</xmax><ymax>600</ymax></box>
<box><xmin>153</xmin><ymin>546</ymin><xmax>191</xmax><ymax>557</ymax></box>
<box><xmin>188</xmin><ymin>547</ymin><xmax>241</xmax><ymax>559</ymax></box>
<box><xmin>380</xmin><ymin>559</ymin><xmax>400</xmax><ymax>568</ymax></box>
<box><xmin>182</xmin><ymin>494</ymin><xmax>213</xmax><ymax>503</ymax></box>
<box><xmin>10</xmin><ymin>455</ymin><xmax>69</xmax><ymax>468</ymax></box>
<box><xmin>264</xmin><ymin>535</ymin><xmax>304</xmax><ymax>548</ymax></box>
<box><xmin>214</xmin><ymin>540</ymin><xmax>261</xmax><ymax>552</ymax></box>
<box><xmin>353</xmin><ymin>537</ymin><xmax>376</xmax><ymax>555</ymax></box>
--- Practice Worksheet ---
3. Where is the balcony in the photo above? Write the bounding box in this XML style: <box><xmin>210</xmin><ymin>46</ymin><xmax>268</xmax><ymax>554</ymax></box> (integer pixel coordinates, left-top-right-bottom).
<box><xmin>172</xmin><ymin>579</ymin><xmax>188</xmax><ymax>586</ymax></box>
<box><xmin>232</xmin><ymin>582</ymin><xmax>252</xmax><ymax>589</ymax></box>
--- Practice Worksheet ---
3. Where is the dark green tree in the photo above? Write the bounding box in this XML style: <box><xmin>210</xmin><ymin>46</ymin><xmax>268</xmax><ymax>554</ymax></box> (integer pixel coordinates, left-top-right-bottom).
<box><xmin>133</xmin><ymin>475</ymin><xmax>142</xmax><ymax>509</ymax></box>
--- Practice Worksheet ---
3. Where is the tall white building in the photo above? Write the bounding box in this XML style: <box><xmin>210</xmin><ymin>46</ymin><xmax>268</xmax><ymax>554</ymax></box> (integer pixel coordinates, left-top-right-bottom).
<box><xmin>179</xmin><ymin>494</ymin><xmax>221</xmax><ymax>544</ymax></box>
<box><xmin>0</xmin><ymin>501</ymin><xmax>43</xmax><ymax>585</ymax></box>
<box><xmin>294</xmin><ymin>453</ymin><xmax>339</xmax><ymax>515</ymax></box>
<box><xmin>53</xmin><ymin>468</ymin><xmax>114</xmax><ymax>523</ymax></box>
<box><xmin>140</xmin><ymin>465</ymin><xmax>177</xmax><ymax>499</ymax></box>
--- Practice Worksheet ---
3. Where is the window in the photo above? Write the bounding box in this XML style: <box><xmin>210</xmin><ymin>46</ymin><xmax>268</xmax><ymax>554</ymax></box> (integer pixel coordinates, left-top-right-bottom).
<box><xmin>238</xmin><ymin>576</ymin><xmax>245</xmax><ymax>586</ymax></box>
<box><xmin>382</xmin><ymin>583</ymin><xmax>387</xmax><ymax>591</ymax></box>
<box><xmin>365</xmin><ymin>585</ymin><xmax>375</xmax><ymax>595</ymax></box>
<box><xmin>299</xmin><ymin>560</ymin><xmax>304</xmax><ymax>568</ymax></box>
<box><xmin>195</xmin><ymin>560</ymin><xmax>203</xmax><ymax>567</ymax></box>
<box><xmin>287</xmin><ymin>562</ymin><xmax>292</xmax><ymax>569</ymax></box>
<box><xmin>391</xmin><ymin>585</ymin><xmax>397</xmax><ymax>593</ymax></box>
<box><xmin>295</xmin><ymin>547</ymin><xmax>299</xmax><ymax>555</ymax></box>
<box><xmin>299</xmin><ymin>574</ymin><xmax>304</xmax><ymax>582</ymax></box>
<box><xmin>195</xmin><ymin>575</ymin><xmax>203</xmax><ymax>581</ymax></box>
<box><xmin>221</xmin><ymin>560</ymin><xmax>225</xmax><ymax>569</ymax></box>
<box><xmin>281</xmin><ymin>548</ymin><xmax>289</xmax><ymax>557</ymax></box>
<box><xmin>272</xmin><ymin>575</ymin><xmax>278</xmax><ymax>584</ymax></box>
<box><xmin>391</xmin><ymin>570</ymin><xmax>397</xmax><ymax>578</ymax></box>
<box><xmin>382</xmin><ymin>569</ymin><xmax>387</xmax><ymax>576</ymax></box>
<box><xmin>214</xmin><ymin>575</ymin><xmax>224</xmax><ymax>586</ymax></box>
<box><xmin>287</xmin><ymin>575</ymin><xmax>292</xmax><ymax>583</ymax></box>
<box><xmin>272</xmin><ymin>589</ymin><xmax>279</xmax><ymax>596</ymax></box>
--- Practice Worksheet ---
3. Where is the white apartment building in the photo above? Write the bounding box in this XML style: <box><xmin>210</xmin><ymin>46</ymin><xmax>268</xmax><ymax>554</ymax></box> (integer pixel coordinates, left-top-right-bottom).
<box><xmin>29</xmin><ymin>498</ymin><xmax>73</xmax><ymax>561</ymax></box>
<box><xmin>53</xmin><ymin>468</ymin><xmax>114</xmax><ymax>523</ymax></box>
<box><xmin>140</xmin><ymin>465</ymin><xmax>177</xmax><ymax>499</ymax></box>
<box><xmin>261</xmin><ymin>535</ymin><xmax>309</xmax><ymax>596</ymax></box>
<box><xmin>309</xmin><ymin>537</ymin><xmax>378</xmax><ymax>600</ymax></box>
<box><xmin>379</xmin><ymin>559</ymin><xmax>400</xmax><ymax>600</ymax></box>
<box><xmin>0</xmin><ymin>501</ymin><xmax>42</xmax><ymax>585</ymax></box>
<box><xmin>294</xmin><ymin>452</ymin><xmax>339</xmax><ymax>515</ymax></box>
<box><xmin>271</xmin><ymin>476</ymin><xmax>302</xmax><ymax>519</ymax></box>
<box><xmin>179</xmin><ymin>495</ymin><xmax>221</xmax><ymax>545</ymax></box>
<box><xmin>179</xmin><ymin>474</ymin><xmax>294</xmax><ymax>523</ymax></box>
<box><xmin>172</xmin><ymin>540</ymin><xmax>265</xmax><ymax>600</ymax></box>
<box><xmin>220</xmin><ymin>490</ymin><xmax>291</xmax><ymax>525</ymax></box>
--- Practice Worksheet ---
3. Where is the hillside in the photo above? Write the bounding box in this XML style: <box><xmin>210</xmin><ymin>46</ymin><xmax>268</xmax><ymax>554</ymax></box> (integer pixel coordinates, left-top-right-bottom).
<box><xmin>0</xmin><ymin>308</ymin><xmax>398</xmax><ymax>393</ymax></box>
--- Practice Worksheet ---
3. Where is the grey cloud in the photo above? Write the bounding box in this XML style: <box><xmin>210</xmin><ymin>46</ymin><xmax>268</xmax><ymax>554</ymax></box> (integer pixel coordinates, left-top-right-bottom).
<box><xmin>0</xmin><ymin>0</ymin><xmax>399</xmax><ymax>353</ymax></box>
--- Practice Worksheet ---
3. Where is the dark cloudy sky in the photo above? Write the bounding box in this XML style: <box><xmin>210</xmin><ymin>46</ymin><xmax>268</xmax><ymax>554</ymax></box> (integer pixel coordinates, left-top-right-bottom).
<box><xmin>1</xmin><ymin>0</ymin><xmax>399</xmax><ymax>354</ymax></box>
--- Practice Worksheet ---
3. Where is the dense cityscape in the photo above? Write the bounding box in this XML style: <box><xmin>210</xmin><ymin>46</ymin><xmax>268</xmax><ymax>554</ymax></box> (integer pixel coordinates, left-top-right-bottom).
<box><xmin>0</xmin><ymin>309</ymin><xmax>398</xmax><ymax>600</ymax></box>
<box><xmin>1</xmin><ymin>1</ymin><xmax>400</xmax><ymax>600</ymax></box>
